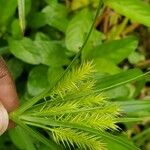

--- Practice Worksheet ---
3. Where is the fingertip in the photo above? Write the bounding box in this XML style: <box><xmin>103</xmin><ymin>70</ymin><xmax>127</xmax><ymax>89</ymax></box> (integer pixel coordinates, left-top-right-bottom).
<box><xmin>0</xmin><ymin>57</ymin><xmax>19</xmax><ymax>112</ymax></box>
<box><xmin>0</xmin><ymin>102</ymin><xmax>9</xmax><ymax>136</ymax></box>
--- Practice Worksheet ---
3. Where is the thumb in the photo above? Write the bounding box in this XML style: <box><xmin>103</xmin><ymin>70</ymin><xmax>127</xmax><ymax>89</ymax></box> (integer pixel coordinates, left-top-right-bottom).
<box><xmin>0</xmin><ymin>101</ymin><xmax>9</xmax><ymax>136</ymax></box>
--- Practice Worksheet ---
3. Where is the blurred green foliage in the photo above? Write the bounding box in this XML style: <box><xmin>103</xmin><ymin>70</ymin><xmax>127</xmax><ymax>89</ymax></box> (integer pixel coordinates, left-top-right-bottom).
<box><xmin>0</xmin><ymin>0</ymin><xmax>150</xmax><ymax>150</ymax></box>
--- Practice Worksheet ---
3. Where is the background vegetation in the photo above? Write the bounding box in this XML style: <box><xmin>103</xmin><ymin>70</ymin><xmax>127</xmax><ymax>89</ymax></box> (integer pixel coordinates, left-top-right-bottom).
<box><xmin>0</xmin><ymin>0</ymin><xmax>150</xmax><ymax>150</ymax></box>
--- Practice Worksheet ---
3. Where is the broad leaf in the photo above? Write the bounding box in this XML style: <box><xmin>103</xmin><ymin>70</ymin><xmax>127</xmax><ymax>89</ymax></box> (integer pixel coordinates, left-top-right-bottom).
<box><xmin>29</xmin><ymin>12</ymin><xmax>47</xmax><ymax>28</ymax></box>
<box><xmin>82</xmin><ymin>30</ymin><xmax>103</xmax><ymax>59</ymax></box>
<box><xmin>0</xmin><ymin>0</ymin><xmax>17</xmax><ymax>27</ymax></box>
<box><xmin>94</xmin><ymin>58</ymin><xmax>121</xmax><ymax>74</ymax></box>
<box><xmin>65</xmin><ymin>8</ymin><xmax>93</xmax><ymax>53</ymax></box>
<box><xmin>9</xmin><ymin>126</ymin><xmax>36</xmax><ymax>150</ymax></box>
<box><xmin>88</xmin><ymin>36</ymin><xmax>138</xmax><ymax>64</ymax></box>
<box><xmin>34</xmin><ymin>40</ymin><xmax>69</xmax><ymax>66</ymax></box>
<box><xmin>7</xmin><ymin>58</ymin><xmax>24</xmax><ymax>80</ymax></box>
<box><xmin>11</xmin><ymin>19</ymin><xmax>23</xmax><ymax>38</ymax></box>
<box><xmin>105</xmin><ymin>85</ymin><xmax>129</xmax><ymax>99</ymax></box>
<box><xmin>9</xmin><ymin>38</ymin><xmax>42</xmax><ymax>64</ymax></box>
<box><xmin>42</xmin><ymin>3</ymin><xmax>69</xmax><ymax>32</ymax></box>
<box><xmin>9</xmin><ymin>38</ymin><xmax>68</xmax><ymax>66</ymax></box>
<box><xmin>27</xmin><ymin>65</ymin><xmax>49</xmax><ymax>96</ymax></box>
<box><xmin>48</xmin><ymin>66</ymin><xmax>64</xmax><ymax>88</ymax></box>
<box><xmin>106</xmin><ymin>0</ymin><xmax>150</xmax><ymax>27</ymax></box>
<box><xmin>30</xmin><ymin>2</ymin><xmax>69</xmax><ymax>32</ymax></box>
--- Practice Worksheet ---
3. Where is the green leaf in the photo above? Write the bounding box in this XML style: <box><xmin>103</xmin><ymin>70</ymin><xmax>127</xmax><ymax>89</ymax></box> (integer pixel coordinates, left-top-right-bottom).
<box><xmin>16</xmin><ymin>122</ymin><xmax>61</xmax><ymax>150</ymax></box>
<box><xmin>106</xmin><ymin>0</ymin><xmax>150</xmax><ymax>27</ymax></box>
<box><xmin>88</xmin><ymin>36</ymin><xmax>138</xmax><ymax>64</ymax></box>
<box><xmin>95</xmin><ymin>68</ymin><xmax>144</xmax><ymax>91</ymax></box>
<box><xmin>7</xmin><ymin>58</ymin><xmax>24</xmax><ymax>80</ymax></box>
<box><xmin>35</xmin><ymin>32</ymin><xmax>51</xmax><ymax>41</ymax></box>
<box><xmin>29</xmin><ymin>12</ymin><xmax>47</xmax><ymax>28</ymax></box>
<box><xmin>65</xmin><ymin>8</ymin><xmax>93</xmax><ymax>53</ymax></box>
<box><xmin>0</xmin><ymin>133</ymin><xmax>17</xmax><ymax>149</ymax></box>
<box><xmin>42</xmin><ymin>3</ymin><xmax>69</xmax><ymax>32</ymax></box>
<box><xmin>30</xmin><ymin>2</ymin><xmax>69</xmax><ymax>32</ymax></box>
<box><xmin>116</xmin><ymin>117</ymin><xmax>150</xmax><ymax>123</ymax></box>
<box><xmin>0</xmin><ymin>47</ymin><xmax>9</xmax><ymax>56</ymax></box>
<box><xmin>82</xmin><ymin>30</ymin><xmax>103</xmax><ymax>59</ymax></box>
<box><xmin>101</xmin><ymin>133</ymin><xmax>139</xmax><ymax>150</ymax></box>
<box><xmin>128</xmin><ymin>51</ymin><xmax>145</xmax><ymax>64</ymax></box>
<box><xmin>0</xmin><ymin>0</ymin><xmax>17</xmax><ymax>27</ymax></box>
<box><xmin>34</xmin><ymin>40</ymin><xmax>69</xmax><ymax>66</ymax></box>
<box><xmin>9</xmin><ymin>126</ymin><xmax>36</xmax><ymax>150</ymax></box>
<box><xmin>27</xmin><ymin>65</ymin><xmax>49</xmax><ymax>96</ymax></box>
<box><xmin>8</xmin><ymin>38</ymin><xmax>42</xmax><ymax>64</ymax></box>
<box><xmin>132</xmin><ymin>79</ymin><xmax>145</xmax><ymax>98</ymax></box>
<box><xmin>117</xmin><ymin>100</ymin><xmax>150</xmax><ymax>113</ymax></box>
<box><xmin>24</xmin><ymin>0</ymin><xmax>31</xmax><ymax>15</ymax></box>
<box><xmin>11</xmin><ymin>19</ymin><xmax>23</xmax><ymax>38</ymax></box>
<box><xmin>9</xmin><ymin>38</ymin><xmax>68</xmax><ymax>66</ymax></box>
<box><xmin>48</xmin><ymin>66</ymin><xmax>64</xmax><ymax>88</ymax></box>
<box><xmin>105</xmin><ymin>85</ymin><xmax>129</xmax><ymax>99</ymax></box>
<box><xmin>94</xmin><ymin>58</ymin><xmax>121</xmax><ymax>74</ymax></box>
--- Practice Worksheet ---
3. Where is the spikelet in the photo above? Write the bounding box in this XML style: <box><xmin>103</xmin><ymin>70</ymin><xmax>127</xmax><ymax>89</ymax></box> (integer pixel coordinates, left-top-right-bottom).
<box><xmin>52</xmin><ymin>61</ymin><xmax>95</xmax><ymax>98</ymax></box>
<box><xmin>51</xmin><ymin>127</ymin><xmax>105</xmax><ymax>150</ymax></box>
<box><xmin>21</xmin><ymin>62</ymin><xmax>120</xmax><ymax>150</ymax></box>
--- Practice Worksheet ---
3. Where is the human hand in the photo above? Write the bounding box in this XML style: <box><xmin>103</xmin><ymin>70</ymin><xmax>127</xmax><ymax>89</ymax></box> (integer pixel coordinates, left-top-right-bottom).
<box><xmin>0</xmin><ymin>57</ymin><xmax>19</xmax><ymax>135</ymax></box>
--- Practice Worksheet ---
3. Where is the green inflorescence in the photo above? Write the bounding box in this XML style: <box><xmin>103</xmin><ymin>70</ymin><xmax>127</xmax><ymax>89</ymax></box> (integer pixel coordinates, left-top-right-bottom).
<box><xmin>12</xmin><ymin>62</ymin><xmax>120</xmax><ymax>150</ymax></box>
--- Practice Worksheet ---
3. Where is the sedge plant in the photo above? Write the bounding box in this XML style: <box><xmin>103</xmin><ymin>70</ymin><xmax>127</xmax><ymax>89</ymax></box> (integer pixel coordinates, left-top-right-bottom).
<box><xmin>10</xmin><ymin>61</ymin><xmax>120</xmax><ymax>150</ymax></box>
<box><xmin>10</xmin><ymin>0</ymin><xmax>121</xmax><ymax>150</ymax></box>
<box><xmin>0</xmin><ymin>0</ymin><xmax>148</xmax><ymax>149</ymax></box>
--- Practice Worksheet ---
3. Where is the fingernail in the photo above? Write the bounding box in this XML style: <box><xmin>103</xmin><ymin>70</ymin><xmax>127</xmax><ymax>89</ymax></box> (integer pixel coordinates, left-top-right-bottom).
<box><xmin>0</xmin><ymin>102</ymin><xmax>9</xmax><ymax>136</ymax></box>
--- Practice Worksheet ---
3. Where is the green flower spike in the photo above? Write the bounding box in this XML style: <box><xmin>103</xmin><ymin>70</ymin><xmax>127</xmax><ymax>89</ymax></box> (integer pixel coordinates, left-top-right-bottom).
<box><xmin>11</xmin><ymin>62</ymin><xmax>120</xmax><ymax>150</ymax></box>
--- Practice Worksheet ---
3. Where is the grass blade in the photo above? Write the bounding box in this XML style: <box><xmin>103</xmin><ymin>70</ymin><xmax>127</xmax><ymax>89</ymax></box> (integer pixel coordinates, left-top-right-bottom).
<box><xmin>12</xmin><ymin>117</ymin><xmax>62</xmax><ymax>150</ymax></box>
<box><xmin>95</xmin><ymin>69</ymin><xmax>149</xmax><ymax>91</ymax></box>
